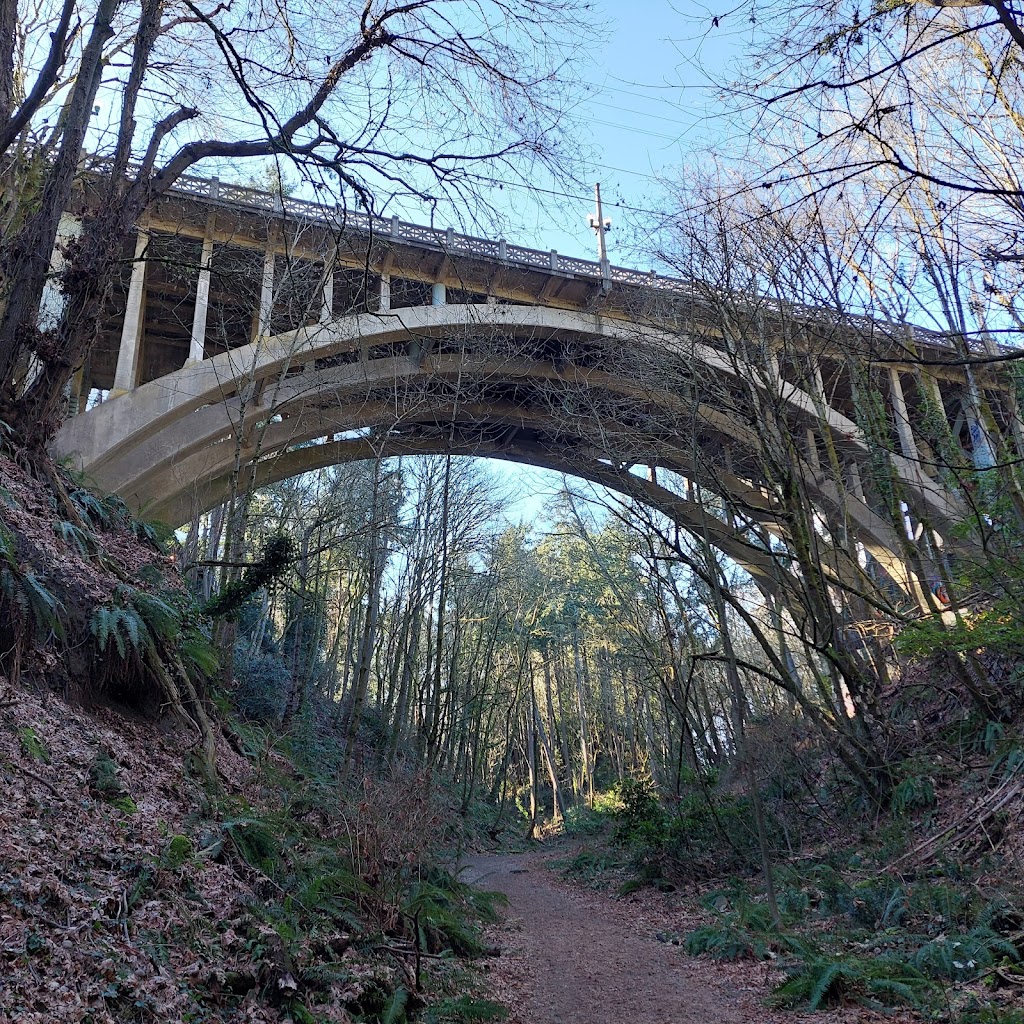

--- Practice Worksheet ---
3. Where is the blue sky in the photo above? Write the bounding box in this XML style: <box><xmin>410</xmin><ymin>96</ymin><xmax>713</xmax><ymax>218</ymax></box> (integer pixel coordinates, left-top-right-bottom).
<box><xmin>486</xmin><ymin>0</ymin><xmax>745</xmax><ymax>525</ymax></box>
<box><xmin>84</xmin><ymin>1</ymin><xmax>742</xmax><ymax>270</ymax></box>
<box><xmin>508</xmin><ymin>0</ymin><xmax>745</xmax><ymax>265</ymax></box>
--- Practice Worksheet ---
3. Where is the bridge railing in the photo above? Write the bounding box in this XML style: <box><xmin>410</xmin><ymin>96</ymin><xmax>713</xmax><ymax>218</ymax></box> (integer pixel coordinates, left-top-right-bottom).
<box><xmin>85</xmin><ymin>158</ymin><xmax>973</xmax><ymax>350</ymax></box>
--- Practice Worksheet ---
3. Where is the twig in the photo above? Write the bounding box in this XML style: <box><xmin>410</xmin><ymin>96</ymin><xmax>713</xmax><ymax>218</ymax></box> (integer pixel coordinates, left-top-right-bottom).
<box><xmin>117</xmin><ymin>888</ymin><xmax>131</xmax><ymax>945</ymax></box>
<box><xmin>374</xmin><ymin>943</ymin><xmax>447</xmax><ymax>960</ymax></box>
<box><xmin>885</xmin><ymin>777</ymin><xmax>1024</xmax><ymax>870</ymax></box>
<box><xmin>19</xmin><ymin>766</ymin><xmax>62</xmax><ymax>799</ymax></box>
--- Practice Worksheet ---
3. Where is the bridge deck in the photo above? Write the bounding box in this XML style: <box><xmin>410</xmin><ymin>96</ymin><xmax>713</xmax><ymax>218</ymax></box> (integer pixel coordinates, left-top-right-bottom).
<box><xmin>69</xmin><ymin>162</ymin><xmax>983</xmax><ymax>406</ymax></box>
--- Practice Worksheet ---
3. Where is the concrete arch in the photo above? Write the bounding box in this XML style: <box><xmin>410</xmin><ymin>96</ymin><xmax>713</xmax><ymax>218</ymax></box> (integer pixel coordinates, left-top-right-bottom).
<box><xmin>56</xmin><ymin>304</ymin><xmax>964</xmax><ymax>519</ymax></box>
<box><xmin>52</xmin><ymin>303</ymin><xmax>951</xmax><ymax>604</ymax></box>
<box><xmin>156</xmin><ymin>429</ymin><xmax>929</xmax><ymax>613</ymax></box>
<box><xmin>134</xmin><ymin>392</ymin><xmax>910</xmax><ymax>585</ymax></box>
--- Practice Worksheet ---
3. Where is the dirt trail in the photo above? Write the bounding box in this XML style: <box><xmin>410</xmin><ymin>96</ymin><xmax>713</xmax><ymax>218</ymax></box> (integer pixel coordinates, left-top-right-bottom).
<box><xmin>461</xmin><ymin>847</ymin><xmax>912</xmax><ymax>1024</ymax></box>
<box><xmin>460</xmin><ymin>848</ymin><xmax>770</xmax><ymax>1024</ymax></box>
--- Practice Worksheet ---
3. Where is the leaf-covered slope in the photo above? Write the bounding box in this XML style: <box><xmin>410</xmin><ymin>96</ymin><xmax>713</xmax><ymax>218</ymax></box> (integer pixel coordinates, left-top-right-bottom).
<box><xmin>0</xmin><ymin>685</ymin><xmax>433</xmax><ymax>1023</ymax></box>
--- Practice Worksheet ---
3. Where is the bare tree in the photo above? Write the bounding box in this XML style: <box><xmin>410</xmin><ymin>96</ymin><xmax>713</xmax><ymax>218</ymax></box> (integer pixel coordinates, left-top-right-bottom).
<box><xmin>0</xmin><ymin>0</ymin><xmax>587</xmax><ymax>451</ymax></box>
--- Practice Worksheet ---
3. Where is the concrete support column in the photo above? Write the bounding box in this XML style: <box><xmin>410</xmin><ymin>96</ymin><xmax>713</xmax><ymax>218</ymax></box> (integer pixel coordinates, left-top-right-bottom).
<box><xmin>188</xmin><ymin>233</ymin><xmax>214</xmax><ymax>364</ymax></box>
<box><xmin>809</xmin><ymin>362</ymin><xmax>826</xmax><ymax>399</ymax></box>
<box><xmin>804</xmin><ymin>362</ymin><xmax>828</xmax><ymax>420</ymax></box>
<box><xmin>974</xmin><ymin>322</ymin><xmax>1015</xmax><ymax>469</ymax></box>
<box><xmin>917</xmin><ymin>368</ymin><xmax>945</xmax><ymax>417</ymax></box>
<box><xmin>432</xmin><ymin>281</ymin><xmax>446</xmax><ymax>306</ymax></box>
<box><xmin>847</xmin><ymin>460</ymin><xmax>866</xmax><ymax>502</ymax></box>
<box><xmin>805</xmin><ymin>427</ymin><xmax>821</xmax><ymax>474</ymax></box>
<box><xmin>111</xmin><ymin>228</ymin><xmax>150</xmax><ymax>395</ymax></box>
<box><xmin>980</xmin><ymin>322</ymin><xmax>1024</xmax><ymax>468</ymax></box>
<box><xmin>67</xmin><ymin>363</ymin><xmax>86</xmax><ymax>417</ymax></box>
<box><xmin>888</xmin><ymin>366</ymin><xmax>919</xmax><ymax>462</ymax></box>
<box><xmin>963</xmin><ymin>372</ymin><xmax>996</xmax><ymax>470</ymax></box>
<box><xmin>39</xmin><ymin>212</ymin><xmax>82</xmax><ymax>332</ymax></box>
<box><xmin>380</xmin><ymin>274</ymin><xmax>391</xmax><ymax>312</ymax></box>
<box><xmin>320</xmin><ymin>266</ymin><xmax>334</xmax><ymax>324</ymax></box>
<box><xmin>1007</xmin><ymin>403</ymin><xmax>1024</xmax><ymax>473</ymax></box>
<box><xmin>257</xmin><ymin>249</ymin><xmax>274</xmax><ymax>338</ymax></box>
<box><xmin>763</xmin><ymin>344</ymin><xmax>781</xmax><ymax>392</ymax></box>
<box><xmin>916</xmin><ymin>369</ymin><xmax>949</xmax><ymax>474</ymax></box>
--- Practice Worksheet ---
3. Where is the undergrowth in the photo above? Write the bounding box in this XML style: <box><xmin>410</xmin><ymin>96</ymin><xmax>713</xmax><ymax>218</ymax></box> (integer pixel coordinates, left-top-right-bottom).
<box><xmin>554</xmin><ymin>761</ymin><xmax>1024</xmax><ymax>1020</ymax></box>
<box><xmin>175</xmin><ymin>721</ymin><xmax>507</xmax><ymax>1022</ymax></box>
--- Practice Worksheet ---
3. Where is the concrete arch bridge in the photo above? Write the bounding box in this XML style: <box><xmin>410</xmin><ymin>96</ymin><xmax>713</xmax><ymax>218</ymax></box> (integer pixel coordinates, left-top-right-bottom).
<box><xmin>50</xmin><ymin>170</ymin><xmax>1023</xmax><ymax>613</ymax></box>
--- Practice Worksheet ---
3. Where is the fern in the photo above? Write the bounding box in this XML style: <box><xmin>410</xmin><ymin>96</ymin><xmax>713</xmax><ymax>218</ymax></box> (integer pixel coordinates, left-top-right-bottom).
<box><xmin>296</xmin><ymin>864</ymin><xmax>370</xmax><ymax>905</ymax></box>
<box><xmin>0</xmin><ymin>566</ymin><xmax>20</xmax><ymax>604</ymax></box>
<box><xmin>91</xmin><ymin>604</ymin><xmax>145</xmax><ymax>659</ymax></box>
<box><xmin>913</xmin><ymin>927</ymin><xmax>1021</xmax><ymax>981</ymax></box>
<box><xmin>685</xmin><ymin>922</ymin><xmax>769</xmax><ymax>961</ymax></box>
<box><xmin>132</xmin><ymin>515</ymin><xmax>173</xmax><ymax>550</ymax></box>
<box><xmin>424</xmin><ymin>996</ymin><xmax>508</xmax><ymax>1023</ymax></box>
<box><xmin>179</xmin><ymin>631</ymin><xmax>219</xmax><ymax>677</ymax></box>
<box><xmin>221</xmin><ymin>816</ymin><xmax>281</xmax><ymax>875</ymax></box>
<box><xmin>100</xmin><ymin>493</ymin><xmax>132</xmax><ymax>527</ymax></box>
<box><xmin>70</xmin><ymin>489</ymin><xmax>111</xmax><ymax>528</ymax></box>
<box><xmin>0</xmin><ymin>553</ymin><xmax>64</xmax><ymax>640</ymax></box>
<box><xmin>115</xmin><ymin>605</ymin><xmax>141</xmax><ymax>657</ymax></box>
<box><xmin>893</xmin><ymin>774</ymin><xmax>936</xmax><ymax>815</ymax></box>
<box><xmin>990</xmin><ymin>745</ymin><xmax>1024</xmax><ymax>783</ymax></box>
<box><xmin>850</xmin><ymin>877</ymin><xmax>908</xmax><ymax>927</ymax></box>
<box><xmin>130</xmin><ymin>589</ymin><xmax>180</xmax><ymax>641</ymax></box>
<box><xmin>19</xmin><ymin>571</ymin><xmax>64</xmax><ymax>639</ymax></box>
<box><xmin>91</xmin><ymin>586</ymin><xmax>187</xmax><ymax>662</ymax></box>
<box><xmin>298</xmin><ymin>961</ymin><xmax>356</xmax><ymax>989</ymax></box>
<box><xmin>381</xmin><ymin>985</ymin><xmax>409</xmax><ymax>1024</ymax></box>
<box><xmin>91</xmin><ymin>604</ymin><xmax>112</xmax><ymax>653</ymax></box>
<box><xmin>773</xmin><ymin>953</ymin><xmax>933</xmax><ymax>1010</ymax></box>
<box><xmin>54</xmin><ymin>519</ymin><xmax>95</xmax><ymax>558</ymax></box>
<box><xmin>808</xmin><ymin>959</ymin><xmax>845</xmax><ymax>1009</ymax></box>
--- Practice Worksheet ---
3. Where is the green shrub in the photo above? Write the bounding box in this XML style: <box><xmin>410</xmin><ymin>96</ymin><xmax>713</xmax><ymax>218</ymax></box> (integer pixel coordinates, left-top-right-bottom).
<box><xmin>665</xmin><ymin>791</ymin><xmax>767</xmax><ymax>876</ymax></box>
<box><xmin>610</xmin><ymin>777</ymin><xmax>771</xmax><ymax>879</ymax></box>
<box><xmin>562</xmin><ymin>804</ymin><xmax>609</xmax><ymax>836</ymax></box>
<box><xmin>773</xmin><ymin>952</ymin><xmax>934</xmax><ymax>1010</ymax></box>
<box><xmin>685</xmin><ymin>922</ymin><xmax>770</xmax><ymax>961</ymax></box>
<box><xmin>912</xmin><ymin>926</ymin><xmax>1020</xmax><ymax>981</ymax></box>
<box><xmin>233</xmin><ymin>650</ymin><xmax>290</xmax><ymax>723</ymax></box>
<box><xmin>555</xmin><ymin>847</ymin><xmax>624</xmax><ymax>884</ymax></box>
<box><xmin>612</xmin><ymin>777</ymin><xmax>668</xmax><ymax>850</ymax></box>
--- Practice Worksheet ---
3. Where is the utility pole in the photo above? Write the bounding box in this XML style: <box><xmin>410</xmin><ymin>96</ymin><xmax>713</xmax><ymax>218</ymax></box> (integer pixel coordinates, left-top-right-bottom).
<box><xmin>587</xmin><ymin>183</ymin><xmax>612</xmax><ymax>294</ymax></box>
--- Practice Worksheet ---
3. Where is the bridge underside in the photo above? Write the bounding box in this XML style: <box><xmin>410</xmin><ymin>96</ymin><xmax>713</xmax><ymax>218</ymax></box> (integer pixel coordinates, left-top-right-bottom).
<box><xmin>54</xmin><ymin>304</ymin><xmax>974</xmax><ymax>609</ymax></box>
